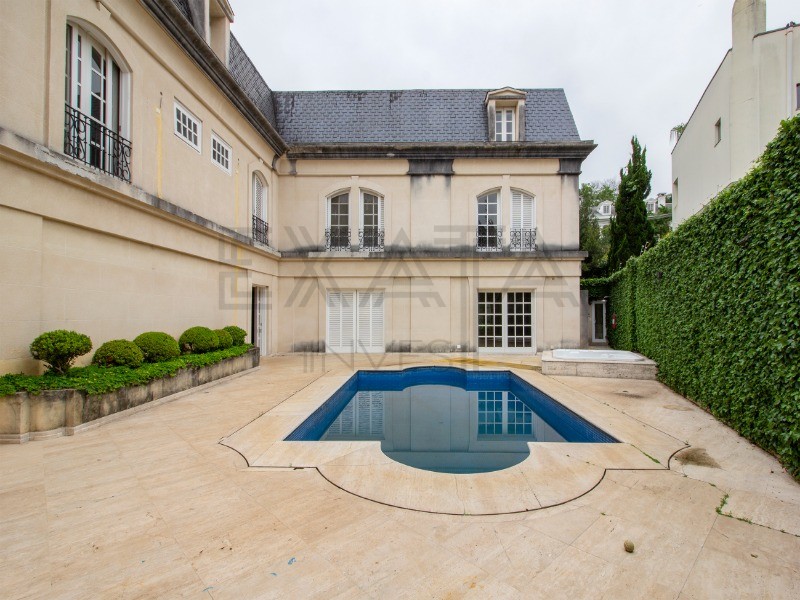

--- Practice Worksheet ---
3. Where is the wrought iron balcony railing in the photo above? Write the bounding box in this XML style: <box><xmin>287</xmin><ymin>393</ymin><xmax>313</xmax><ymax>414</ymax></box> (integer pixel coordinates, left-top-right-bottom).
<box><xmin>325</xmin><ymin>226</ymin><xmax>351</xmax><ymax>251</ymax></box>
<box><xmin>64</xmin><ymin>104</ymin><xmax>131</xmax><ymax>182</ymax></box>
<box><xmin>509</xmin><ymin>228</ymin><xmax>537</xmax><ymax>251</ymax></box>
<box><xmin>359</xmin><ymin>227</ymin><xmax>385</xmax><ymax>252</ymax></box>
<box><xmin>476</xmin><ymin>225</ymin><xmax>503</xmax><ymax>252</ymax></box>
<box><xmin>252</xmin><ymin>215</ymin><xmax>269</xmax><ymax>246</ymax></box>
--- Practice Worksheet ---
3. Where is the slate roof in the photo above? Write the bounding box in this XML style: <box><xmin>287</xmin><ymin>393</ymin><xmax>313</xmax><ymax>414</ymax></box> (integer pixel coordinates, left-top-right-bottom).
<box><xmin>228</xmin><ymin>35</ymin><xmax>277</xmax><ymax>126</ymax></box>
<box><xmin>272</xmin><ymin>89</ymin><xmax>581</xmax><ymax>145</ymax></box>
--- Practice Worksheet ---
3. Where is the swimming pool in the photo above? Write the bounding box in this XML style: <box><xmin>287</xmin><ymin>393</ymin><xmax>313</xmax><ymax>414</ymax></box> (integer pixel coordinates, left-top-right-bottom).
<box><xmin>286</xmin><ymin>367</ymin><xmax>617</xmax><ymax>473</ymax></box>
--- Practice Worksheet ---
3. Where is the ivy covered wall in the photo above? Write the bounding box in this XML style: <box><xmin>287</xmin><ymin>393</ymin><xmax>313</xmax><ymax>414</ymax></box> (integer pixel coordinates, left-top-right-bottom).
<box><xmin>586</xmin><ymin>116</ymin><xmax>800</xmax><ymax>476</ymax></box>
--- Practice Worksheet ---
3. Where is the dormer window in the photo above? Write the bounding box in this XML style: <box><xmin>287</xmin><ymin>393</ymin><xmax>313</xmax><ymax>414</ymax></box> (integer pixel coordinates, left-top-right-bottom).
<box><xmin>485</xmin><ymin>87</ymin><xmax>526</xmax><ymax>142</ymax></box>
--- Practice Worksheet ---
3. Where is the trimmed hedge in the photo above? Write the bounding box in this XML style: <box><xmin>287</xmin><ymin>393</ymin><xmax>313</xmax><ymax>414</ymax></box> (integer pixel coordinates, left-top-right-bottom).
<box><xmin>179</xmin><ymin>327</ymin><xmax>219</xmax><ymax>354</ymax></box>
<box><xmin>30</xmin><ymin>330</ymin><xmax>92</xmax><ymax>375</ymax></box>
<box><xmin>134</xmin><ymin>332</ymin><xmax>180</xmax><ymax>363</ymax></box>
<box><xmin>0</xmin><ymin>345</ymin><xmax>253</xmax><ymax>397</ymax></box>
<box><xmin>580</xmin><ymin>277</ymin><xmax>611</xmax><ymax>301</ymax></box>
<box><xmin>92</xmin><ymin>340</ymin><xmax>144</xmax><ymax>369</ymax></box>
<box><xmin>214</xmin><ymin>329</ymin><xmax>233</xmax><ymax>350</ymax></box>
<box><xmin>223</xmin><ymin>325</ymin><xmax>247</xmax><ymax>346</ymax></box>
<box><xmin>603</xmin><ymin>116</ymin><xmax>800</xmax><ymax>477</ymax></box>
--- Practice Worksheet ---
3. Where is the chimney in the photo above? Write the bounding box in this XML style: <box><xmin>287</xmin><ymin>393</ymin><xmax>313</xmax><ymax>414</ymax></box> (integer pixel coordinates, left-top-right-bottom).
<box><xmin>732</xmin><ymin>0</ymin><xmax>766</xmax><ymax>51</ymax></box>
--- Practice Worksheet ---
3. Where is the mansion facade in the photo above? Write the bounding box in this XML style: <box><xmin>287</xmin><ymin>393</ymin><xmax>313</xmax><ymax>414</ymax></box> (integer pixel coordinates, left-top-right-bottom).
<box><xmin>0</xmin><ymin>0</ymin><xmax>594</xmax><ymax>374</ymax></box>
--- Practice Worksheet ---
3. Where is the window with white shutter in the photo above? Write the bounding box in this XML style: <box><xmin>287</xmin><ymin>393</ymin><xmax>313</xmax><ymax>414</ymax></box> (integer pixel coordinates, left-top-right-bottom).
<box><xmin>327</xmin><ymin>290</ymin><xmax>384</xmax><ymax>353</ymax></box>
<box><xmin>510</xmin><ymin>190</ymin><xmax>535</xmax><ymax>251</ymax></box>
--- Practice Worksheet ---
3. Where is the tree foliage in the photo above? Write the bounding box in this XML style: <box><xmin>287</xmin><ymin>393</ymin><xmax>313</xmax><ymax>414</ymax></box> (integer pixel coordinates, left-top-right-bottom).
<box><xmin>579</xmin><ymin>180</ymin><xmax>615</xmax><ymax>276</ymax></box>
<box><xmin>608</xmin><ymin>137</ymin><xmax>655</xmax><ymax>272</ymax></box>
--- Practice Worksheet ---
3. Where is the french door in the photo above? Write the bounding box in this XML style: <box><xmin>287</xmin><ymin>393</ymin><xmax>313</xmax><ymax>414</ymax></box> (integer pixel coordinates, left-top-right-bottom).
<box><xmin>477</xmin><ymin>291</ymin><xmax>534</xmax><ymax>351</ymax></box>
<box><xmin>327</xmin><ymin>291</ymin><xmax>384</xmax><ymax>353</ymax></box>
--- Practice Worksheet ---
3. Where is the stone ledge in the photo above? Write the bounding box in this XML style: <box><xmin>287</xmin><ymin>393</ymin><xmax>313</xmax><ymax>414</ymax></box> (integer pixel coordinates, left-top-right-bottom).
<box><xmin>0</xmin><ymin>348</ymin><xmax>259</xmax><ymax>443</ymax></box>
<box><xmin>541</xmin><ymin>350</ymin><xmax>658</xmax><ymax>380</ymax></box>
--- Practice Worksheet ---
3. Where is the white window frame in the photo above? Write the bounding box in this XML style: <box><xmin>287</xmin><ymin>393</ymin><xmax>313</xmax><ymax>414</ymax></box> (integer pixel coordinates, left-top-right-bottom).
<box><xmin>495</xmin><ymin>108</ymin><xmax>515</xmax><ymax>141</ymax></box>
<box><xmin>477</xmin><ymin>290</ymin><xmax>535</xmax><ymax>353</ymax></box>
<box><xmin>174</xmin><ymin>101</ymin><xmax>201</xmax><ymax>152</ymax></box>
<box><xmin>210</xmin><ymin>132</ymin><xmax>231</xmax><ymax>173</ymax></box>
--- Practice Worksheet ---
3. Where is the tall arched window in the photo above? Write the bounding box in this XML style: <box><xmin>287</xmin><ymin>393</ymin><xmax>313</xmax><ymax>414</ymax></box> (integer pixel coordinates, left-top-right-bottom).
<box><xmin>64</xmin><ymin>22</ymin><xmax>131</xmax><ymax>181</ymax></box>
<box><xmin>476</xmin><ymin>190</ymin><xmax>501</xmax><ymax>251</ymax></box>
<box><xmin>326</xmin><ymin>192</ymin><xmax>350</xmax><ymax>251</ymax></box>
<box><xmin>252</xmin><ymin>173</ymin><xmax>269</xmax><ymax>245</ymax></box>
<box><xmin>510</xmin><ymin>190</ymin><xmax>536</xmax><ymax>251</ymax></box>
<box><xmin>359</xmin><ymin>191</ymin><xmax>384</xmax><ymax>251</ymax></box>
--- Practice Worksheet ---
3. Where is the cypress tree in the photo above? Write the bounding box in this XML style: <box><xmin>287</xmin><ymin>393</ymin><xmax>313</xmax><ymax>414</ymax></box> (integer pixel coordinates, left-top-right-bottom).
<box><xmin>608</xmin><ymin>136</ymin><xmax>655</xmax><ymax>271</ymax></box>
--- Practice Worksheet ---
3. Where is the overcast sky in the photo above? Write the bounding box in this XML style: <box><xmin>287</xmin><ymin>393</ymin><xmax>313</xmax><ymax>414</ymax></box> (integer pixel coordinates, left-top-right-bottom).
<box><xmin>230</xmin><ymin>0</ymin><xmax>798</xmax><ymax>194</ymax></box>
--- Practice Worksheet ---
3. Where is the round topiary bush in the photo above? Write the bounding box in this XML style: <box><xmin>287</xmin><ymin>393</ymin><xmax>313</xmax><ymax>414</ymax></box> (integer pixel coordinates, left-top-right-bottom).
<box><xmin>214</xmin><ymin>328</ymin><xmax>233</xmax><ymax>349</ymax></box>
<box><xmin>223</xmin><ymin>325</ymin><xmax>247</xmax><ymax>346</ymax></box>
<box><xmin>92</xmin><ymin>340</ymin><xmax>144</xmax><ymax>368</ymax></box>
<box><xmin>178</xmin><ymin>326</ymin><xmax>219</xmax><ymax>354</ymax></box>
<box><xmin>30</xmin><ymin>330</ymin><xmax>92</xmax><ymax>375</ymax></box>
<box><xmin>133</xmin><ymin>332</ymin><xmax>180</xmax><ymax>363</ymax></box>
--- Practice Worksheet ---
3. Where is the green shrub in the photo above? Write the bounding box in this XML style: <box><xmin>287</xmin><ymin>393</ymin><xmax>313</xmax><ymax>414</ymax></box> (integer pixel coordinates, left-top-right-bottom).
<box><xmin>214</xmin><ymin>329</ymin><xmax>233</xmax><ymax>349</ymax></box>
<box><xmin>178</xmin><ymin>326</ymin><xmax>219</xmax><ymax>354</ymax></box>
<box><xmin>223</xmin><ymin>325</ymin><xmax>247</xmax><ymax>346</ymax></box>
<box><xmin>134</xmin><ymin>332</ymin><xmax>180</xmax><ymax>363</ymax></box>
<box><xmin>92</xmin><ymin>340</ymin><xmax>144</xmax><ymax>368</ymax></box>
<box><xmin>0</xmin><ymin>344</ymin><xmax>253</xmax><ymax>396</ymax></box>
<box><xmin>29</xmin><ymin>330</ymin><xmax>92</xmax><ymax>375</ymax></box>
<box><xmin>605</xmin><ymin>115</ymin><xmax>800</xmax><ymax>477</ymax></box>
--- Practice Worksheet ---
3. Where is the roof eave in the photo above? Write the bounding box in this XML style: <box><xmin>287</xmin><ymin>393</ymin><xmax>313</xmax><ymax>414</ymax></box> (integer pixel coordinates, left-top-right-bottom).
<box><xmin>285</xmin><ymin>141</ymin><xmax>596</xmax><ymax>161</ymax></box>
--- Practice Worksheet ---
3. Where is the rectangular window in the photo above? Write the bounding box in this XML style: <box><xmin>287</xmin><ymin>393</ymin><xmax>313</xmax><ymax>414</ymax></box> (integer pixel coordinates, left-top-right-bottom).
<box><xmin>714</xmin><ymin>118</ymin><xmax>722</xmax><ymax>146</ymax></box>
<box><xmin>477</xmin><ymin>392</ymin><xmax>532</xmax><ymax>437</ymax></box>
<box><xmin>494</xmin><ymin>109</ymin><xmax>515</xmax><ymax>141</ymax></box>
<box><xmin>478</xmin><ymin>291</ymin><xmax>534</xmax><ymax>350</ymax></box>
<box><xmin>174</xmin><ymin>102</ymin><xmax>201</xmax><ymax>151</ymax></box>
<box><xmin>211</xmin><ymin>133</ymin><xmax>231</xmax><ymax>173</ymax></box>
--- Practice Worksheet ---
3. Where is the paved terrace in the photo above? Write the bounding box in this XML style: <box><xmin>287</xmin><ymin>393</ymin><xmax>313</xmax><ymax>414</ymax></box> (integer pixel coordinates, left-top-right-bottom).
<box><xmin>1</xmin><ymin>354</ymin><xmax>798</xmax><ymax>598</ymax></box>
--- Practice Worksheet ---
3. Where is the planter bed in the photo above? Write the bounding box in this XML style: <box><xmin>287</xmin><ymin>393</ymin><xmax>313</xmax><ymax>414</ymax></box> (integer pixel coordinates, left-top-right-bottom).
<box><xmin>0</xmin><ymin>346</ymin><xmax>259</xmax><ymax>443</ymax></box>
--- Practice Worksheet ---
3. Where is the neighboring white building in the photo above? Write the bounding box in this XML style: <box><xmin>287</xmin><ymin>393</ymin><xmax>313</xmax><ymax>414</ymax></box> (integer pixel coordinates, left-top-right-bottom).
<box><xmin>645</xmin><ymin>193</ymin><xmax>671</xmax><ymax>215</ymax></box>
<box><xmin>593</xmin><ymin>200</ymin><xmax>615</xmax><ymax>228</ymax></box>
<box><xmin>671</xmin><ymin>0</ymin><xmax>799</xmax><ymax>227</ymax></box>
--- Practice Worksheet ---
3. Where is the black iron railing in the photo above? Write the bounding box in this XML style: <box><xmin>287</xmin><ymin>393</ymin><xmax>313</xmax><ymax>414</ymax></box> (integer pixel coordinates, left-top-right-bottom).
<box><xmin>325</xmin><ymin>226</ymin><xmax>351</xmax><ymax>251</ymax></box>
<box><xmin>359</xmin><ymin>227</ymin><xmax>384</xmax><ymax>251</ymax></box>
<box><xmin>252</xmin><ymin>215</ymin><xmax>269</xmax><ymax>246</ymax></box>
<box><xmin>509</xmin><ymin>228</ymin><xmax>537</xmax><ymax>251</ymax></box>
<box><xmin>64</xmin><ymin>104</ymin><xmax>131</xmax><ymax>182</ymax></box>
<box><xmin>476</xmin><ymin>225</ymin><xmax>503</xmax><ymax>252</ymax></box>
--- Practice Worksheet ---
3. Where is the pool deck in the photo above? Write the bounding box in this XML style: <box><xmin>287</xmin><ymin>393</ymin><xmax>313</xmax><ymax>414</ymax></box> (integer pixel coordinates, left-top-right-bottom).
<box><xmin>2</xmin><ymin>353</ymin><xmax>799</xmax><ymax>598</ymax></box>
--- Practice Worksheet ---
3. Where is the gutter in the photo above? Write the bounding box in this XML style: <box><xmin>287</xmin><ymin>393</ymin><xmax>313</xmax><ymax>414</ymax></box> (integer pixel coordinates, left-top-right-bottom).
<box><xmin>285</xmin><ymin>141</ymin><xmax>597</xmax><ymax>161</ymax></box>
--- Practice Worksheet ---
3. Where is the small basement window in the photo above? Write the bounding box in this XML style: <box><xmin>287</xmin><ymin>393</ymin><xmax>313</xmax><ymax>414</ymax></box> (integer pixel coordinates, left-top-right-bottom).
<box><xmin>175</xmin><ymin>101</ymin><xmax>201</xmax><ymax>151</ymax></box>
<box><xmin>211</xmin><ymin>133</ymin><xmax>231</xmax><ymax>173</ymax></box>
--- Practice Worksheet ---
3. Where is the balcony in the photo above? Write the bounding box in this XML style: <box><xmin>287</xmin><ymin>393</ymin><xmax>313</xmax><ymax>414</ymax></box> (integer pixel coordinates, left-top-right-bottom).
<box><xmin>476</xmin><ymin>225</ymin><xmax>503</xmax><ymax>252</ymax></box>
<box><xmin>252</xmin><ymin>215</ymin><xmax>269</xmax><ymax>246</ymax></box>
<box><xmin>510</xmin><ymin>228</ymin><xmax>537</xmax><ymax>251</ymax></box>
<box><xmin>64</xmin><ymin>104</ymin><xmax>131</xmax><ymax>182</ymax></box>
<box><xmin>325</xmin><ymin>226</ymin><xmax>351</xmax><ymax>251</ymax></box>
<box><xmin>359</xmin><ymin>227</ymin><xmax>385</xmax><ymax>252</ymax></box>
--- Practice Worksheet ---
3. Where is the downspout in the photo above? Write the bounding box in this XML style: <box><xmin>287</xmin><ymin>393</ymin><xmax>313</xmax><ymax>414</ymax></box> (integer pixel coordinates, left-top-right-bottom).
<box><xmin>787</xmin><ymin>25</ymin><xmax>795</xmax><ymax>116</ymax></box>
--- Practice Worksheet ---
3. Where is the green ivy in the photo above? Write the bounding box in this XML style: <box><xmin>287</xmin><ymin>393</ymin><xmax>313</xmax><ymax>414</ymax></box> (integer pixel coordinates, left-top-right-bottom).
<box><xmin>0</xmin><ymin>345</ymin><xmax>253</xmax><ymax>397</ymax></box>
<box><xmin>604</xmin><ymin>116</ymin><xmax>800</xmax><ymax>477</ymax></box>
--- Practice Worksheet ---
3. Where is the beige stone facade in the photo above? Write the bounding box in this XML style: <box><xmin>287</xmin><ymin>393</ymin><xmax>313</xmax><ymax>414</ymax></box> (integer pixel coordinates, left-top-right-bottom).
<box><xmin>0</xmin><ymin>0</ymin><xmax>594</xmax><ymax>374</ymax></box>
<box><xmin>671</xmin><ymin>0</ymin><xmax>799</xmax><ymax>227</ymax></box>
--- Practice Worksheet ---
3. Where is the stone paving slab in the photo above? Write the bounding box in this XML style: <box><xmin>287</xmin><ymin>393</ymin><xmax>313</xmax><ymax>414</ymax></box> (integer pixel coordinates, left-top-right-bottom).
<box><xmin>0</xmin><ymin>353</ymin><xmax>798</xmax><ymax>599</ymax></box>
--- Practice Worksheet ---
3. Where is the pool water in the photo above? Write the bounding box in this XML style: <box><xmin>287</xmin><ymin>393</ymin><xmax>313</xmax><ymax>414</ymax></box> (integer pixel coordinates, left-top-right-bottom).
<box><xmin>286</xmin><ymin>367</ymin><xmax>617</xmax><ymax>473</ymax></box>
